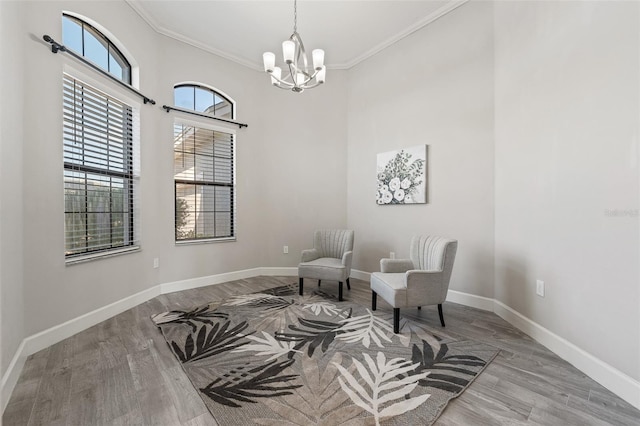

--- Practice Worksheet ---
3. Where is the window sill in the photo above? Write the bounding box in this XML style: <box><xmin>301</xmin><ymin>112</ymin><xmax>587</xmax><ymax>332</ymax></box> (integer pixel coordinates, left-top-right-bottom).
<box><xmin>65</xmin><ymin>246</ymin><xmax>141</xmax><ymax>265</ymax></box>
<box><xmin>175</xmin><ymin>237</ymin><xmax>236</xmax><ymax>246</ymax></box>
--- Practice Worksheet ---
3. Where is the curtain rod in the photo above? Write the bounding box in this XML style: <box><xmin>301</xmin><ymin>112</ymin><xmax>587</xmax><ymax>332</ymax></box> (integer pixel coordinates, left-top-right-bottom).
<box><xmin>162</xmin><ymin>105</ymin><xmax>248</xmax><ymax>129</ymax></box>
<box><xmin>43</xmin><ymin>35</ymin><xmax>156</xmax><ymax>105</ymax></box>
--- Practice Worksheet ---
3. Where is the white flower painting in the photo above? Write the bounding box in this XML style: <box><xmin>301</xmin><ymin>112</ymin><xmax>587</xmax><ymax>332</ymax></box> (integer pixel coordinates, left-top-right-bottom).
<box><xmin>376</xmin><ymin>145</ymin><xmax>427</xmax><ymax>204</ymax></box>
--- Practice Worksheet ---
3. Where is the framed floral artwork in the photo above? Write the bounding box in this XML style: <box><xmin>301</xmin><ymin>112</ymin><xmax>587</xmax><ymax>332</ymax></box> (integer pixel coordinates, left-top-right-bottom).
<box><xmin>376</xmin><ymin>145</ymin><xmax>427</xmax><ymax>204</ymax></box>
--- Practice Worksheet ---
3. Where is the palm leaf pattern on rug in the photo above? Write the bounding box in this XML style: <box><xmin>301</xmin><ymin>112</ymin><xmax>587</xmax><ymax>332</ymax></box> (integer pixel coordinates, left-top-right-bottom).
<box><xmin>397</xmin><ymin>318</ymin><xmax>445</xmax><ymax>350</ymax></box>
<box><xmin>223</xmin><ymin>293</ymin><xmax>287</xmax><ymax>308</ymax></box>
<box><xmin>335</xmin><ymin>352</ymin><xmax>430</xmax><ymax>426</ymax></box>
<box><xmin>171</xmin><ymin>320</ymin><xmax>251</xmax><ymax>363</ymax></box>
<box><xmin>151</xmin><ymin>306</ymin><xmax>228</xmax><ymax>332</ymax></box>
<box><xmin>275</xmin><ymin>312</ymin><xmax>349</xmax><ymax>357</ymax></box>
<box><xmin>199</xmin><ymin>358</ymin><xmax>301</xmax><ymax>408</ymax></box>
<box><xmin>409</xmin><ymin>337</ymin><xmax>487</xmax><ymax>393</ymax></box>
<box><xmin>302</xmin><ymin>300</ymin><xmax>342</xmax><ymax>316</ymax></box>
<box><xmin>252</xmin><ymin>298</ymin><xmax>310</xmax><ymax>331</ymax></box>
<box><xmin>335</xmin><ymin>309</ymin><xmax>393</xmax><ymax>348</ymax></box>
<box><xmin>232</xmin><ymin>331</ymin><xmax>302</xmax><ymax>361</ymax></box>
<box><xmin>253</xmin><ymin>353</ymin><xmax>363</xmax><ymax>425</ymax></box>
<box><xmin>260</xmin><ymin>283</ymin><xmax>298</xmax><ymax>296</ymax></box>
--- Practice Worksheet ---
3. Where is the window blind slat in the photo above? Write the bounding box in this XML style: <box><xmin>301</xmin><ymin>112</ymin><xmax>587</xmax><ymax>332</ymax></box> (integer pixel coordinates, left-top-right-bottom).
<box><xmin>63</xmin><ymin>74</ymin><xmax>139</xmax><ymax>258</ymax></box>
<box><xmin>174</xmin><ymin>122</ymin><xmax>235</xmax><ymax>241</ymax></box>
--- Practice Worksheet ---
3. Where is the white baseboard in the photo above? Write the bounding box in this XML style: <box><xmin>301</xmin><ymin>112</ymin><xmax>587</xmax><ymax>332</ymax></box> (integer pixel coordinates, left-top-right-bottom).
<box><xmin>350</xmin><ymin>269</ymin><xmax>371</xmax><ymax>282</ymax></box>
<box><xmin>1</xmin><ymin>340</ymin><xmax>26</xmax><ymax>413</ymax></box>
<box><xmin>493</xmin><ymin>300</ymin><xmax>640</xmax><ymax>410</ymax></box>
<box><xmin>160</xmin><ymin>267</ymin><xmax>298</xmax><ymax>294</ymax></box>
<box><xmin>258</xmin><ymin>266</ymin><xmax>298</xmax><ymax>276</ymax></box>
<box><xmin>160</xmin><ymin>267</ymin><xmax>262</xmax><ymax>294</ymax></box>
<box><xmin>3</xmin><ymin>268</ymin><xmax>639</xmax><ymax>414</ymax></box>
<box><xmin>447</xmin><ymin>290</ymin><xmax>494</xmax><ymax>311</ymax></box>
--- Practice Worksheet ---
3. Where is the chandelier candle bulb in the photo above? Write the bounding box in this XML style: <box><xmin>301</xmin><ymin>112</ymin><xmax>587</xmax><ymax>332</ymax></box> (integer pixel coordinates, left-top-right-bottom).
<box><xmin>282</xmin><ymin>40</ymin><xmax>295</xmax><ymax>64</ymax></box>
<box><xmin>271</xmin><ymin>67</ymin><xmax>282</xmax><ymax>86</ymax></box>
<box><xmin>263</xmin><ymin>52</ymin><xmax>275</xmax><ymax>72</ymax></box>
<box><xmin>312</xmin><ymin>49</ymin><xmax>324</xmax><ymax>70</ymax></box>
<box><xmin>317</xmin><ymin>66</ymin><xmax>326</xmax><ymax>83</ymax></box>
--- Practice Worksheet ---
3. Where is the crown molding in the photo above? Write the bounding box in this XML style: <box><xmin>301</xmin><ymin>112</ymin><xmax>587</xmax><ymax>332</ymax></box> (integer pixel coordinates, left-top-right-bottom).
<box><xmin>126</xmin><ymin>0</ymin><xmax>468</xmax><ymax>72</ymax></box>
<box><xmin>335</xmin><ymin>0</ymin><xmax>469</xmax><ymax>70</ymax></box>
<box><xmin>125</xmin><ymin>0</ymin><xmax>263</xmax><ymax>71</ymax></box>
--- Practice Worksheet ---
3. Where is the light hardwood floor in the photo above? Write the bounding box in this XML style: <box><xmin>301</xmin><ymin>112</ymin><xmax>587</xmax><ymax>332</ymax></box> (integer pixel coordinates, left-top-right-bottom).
<box><xmin>3</xmin><ymin>276</ymin><xmax>640</xmax><ymax>425</ymax></box>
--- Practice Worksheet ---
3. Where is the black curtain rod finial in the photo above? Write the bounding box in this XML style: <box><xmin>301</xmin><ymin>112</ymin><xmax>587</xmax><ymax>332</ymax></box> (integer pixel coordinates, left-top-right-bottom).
<box><xmin>43</xmin><ymin>34</ymin><xmax>65</xmax><ymax>54</ymax></box>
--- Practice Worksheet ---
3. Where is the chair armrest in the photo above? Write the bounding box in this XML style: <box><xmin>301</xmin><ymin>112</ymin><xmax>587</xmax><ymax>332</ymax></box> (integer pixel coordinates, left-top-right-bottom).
<box><xmin>406</xmin><ymin>269</ymin><xmax>442</xmax><ymax>283</ymax></box>
<box><xmin>301</xmin><ymin>249</ymin><xmax>320</xmax><ymax>263</ymax></box>
<box><xmin>341</xmin><ymin>251</ymin><xmax>353</xmax><ymax>271</ymax></box>
<box><xmin>380</xmin><ymin>258</ymin><xmax>413</xmax><ymax>273</ymax></box>
<box><xmin>406</xmin><ymin>270</ymin><xmax>447</xmax><ymax>304</ymax></box>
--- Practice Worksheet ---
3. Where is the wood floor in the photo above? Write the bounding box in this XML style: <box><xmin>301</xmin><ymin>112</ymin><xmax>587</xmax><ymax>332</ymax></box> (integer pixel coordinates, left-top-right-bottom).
<box><xmin>3</xmin><ymin>276</ymin><xmax>640</xmax><ymax>425</ymax></box>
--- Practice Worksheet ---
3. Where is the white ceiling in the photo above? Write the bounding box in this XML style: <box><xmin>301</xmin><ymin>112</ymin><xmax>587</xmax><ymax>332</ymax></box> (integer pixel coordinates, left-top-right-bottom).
<box><xmin>126</xmin><ymin>0</ymin><xmax>467</xmax><ymax>70</ymax></box>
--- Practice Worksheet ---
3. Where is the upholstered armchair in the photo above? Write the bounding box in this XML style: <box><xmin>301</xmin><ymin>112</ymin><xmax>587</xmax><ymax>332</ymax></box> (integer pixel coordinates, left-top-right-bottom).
<box><xmin>370</xmin><ymin>235</ymin><xmax>458</xmax><ymax>333</ymax></box>
<box><xmin>298</xmin><ymin>229</ymin><xmax>354</xmax><ymax>301</ymax></box>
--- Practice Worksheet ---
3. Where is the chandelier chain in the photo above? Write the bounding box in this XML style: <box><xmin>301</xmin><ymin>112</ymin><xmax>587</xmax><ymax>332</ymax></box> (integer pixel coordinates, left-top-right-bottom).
<box><xmin>293</xmin><ymin>0</ymin><xmax>297</xmax><ymax>33</ymax></box>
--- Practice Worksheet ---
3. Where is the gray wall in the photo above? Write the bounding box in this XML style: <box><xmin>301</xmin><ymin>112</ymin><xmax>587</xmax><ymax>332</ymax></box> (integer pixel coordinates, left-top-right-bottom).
<box><xmin>494</xmin><ymin>1</ymin><xmax>640</xmax><ymax>381</ymax></box>
<box><xmin>0</xmin><ymin>0</ymin><xmax>25</xmax><ymax>381</ymax></box>
<box><xmin>346</xmin><ymin>1</ymin><xmax>496</xmax><ymax>299</ymax></box>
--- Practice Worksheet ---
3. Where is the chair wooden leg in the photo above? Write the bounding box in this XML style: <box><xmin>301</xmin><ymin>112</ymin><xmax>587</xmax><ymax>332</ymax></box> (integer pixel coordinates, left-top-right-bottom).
<box><xmin>438</xmin><ymin>304</ymin><xmax>445</xmax><ymax>327</ymax></box>
<box><xmin>299</xmin><ymin>277</ymin><xmax>303</xmax><ymax>296</ymax></box>
<box><xmin>372</xmin><ymin>291</ymin><xmax>377</xmax><ymax>310</ymax></box>
<box><xmin>393</xmin><ymin>308</ymin><xmax>400</xmax><ymax>334</ymax></box>
<box><xmin>346</xmin><ymin>278</ymin><xmax>351</xmax><ymax>290</ymax></box>
<box><xmin>318</xmin><ymin>280</ymin><xmax>321</xmax><ymax>287</ymax></box>
<box><xmin>338</xmin><ymin>282</ymin><xmax>343</xmax><ymax>301</ymax></box>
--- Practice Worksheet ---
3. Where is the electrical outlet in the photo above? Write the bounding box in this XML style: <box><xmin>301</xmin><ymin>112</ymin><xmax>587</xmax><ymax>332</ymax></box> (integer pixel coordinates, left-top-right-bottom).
<box><xmin>153</xmin><ymin>258</ymin><xmax>159</xmax><ymax>269</ymax></box>
<box><xmin>536</xmin><ymin>280</ymin><xmax>545</xmax><ymax>297</ymax></box>
<box><xmin>390</xmin><ymin>252</ymin><xmax>396</xmax><ymax>259</ymax></box>
<box><xmin>283</xmin><ymin>245</ymin><xmax>289</xmax><ymax>254</ymax></box>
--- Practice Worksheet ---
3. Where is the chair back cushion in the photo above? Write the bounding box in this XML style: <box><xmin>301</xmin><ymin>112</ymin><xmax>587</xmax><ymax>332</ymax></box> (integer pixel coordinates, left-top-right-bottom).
<box><xmin>410</xmin><ymin>235</ymin><xmax>458</xmax><ymax>304</ymax></box>
<box><xmin>410</xmin><ymin>235</ymin><xmax>456</xmax><ymax>272</ymax></box>
<box><xmin>314</xmin><ymin>229</ymin><xmax>354</xmax><ymax>259</ymax></box>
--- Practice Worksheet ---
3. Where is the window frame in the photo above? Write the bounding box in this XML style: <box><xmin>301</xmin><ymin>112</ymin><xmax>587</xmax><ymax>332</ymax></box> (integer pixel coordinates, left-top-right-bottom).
<box><xmin>62</xmin><ymin>13</ymin><xmax>132</xmax><ymax>85</ymax></box>
<box><xmin>173</xmin><ymin>118</ymin><xmax>237</xmax><ymax>244</ymax></box>
<box><xmin>173</xmin><ymin>83</ymin><xmax>235</xmax><ymax>119</ymax></box>
<box><xmin>62</xmin><ymin>71</ymin><xmax>141</xmax><ymax>265</ymax></box>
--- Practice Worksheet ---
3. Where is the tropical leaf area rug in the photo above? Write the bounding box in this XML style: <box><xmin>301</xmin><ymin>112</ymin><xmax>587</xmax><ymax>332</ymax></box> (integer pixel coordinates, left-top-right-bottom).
<box><xmin>152</xmin><ymin>284</ymin><xmax>499</xmax><ymax>425</ymax></box>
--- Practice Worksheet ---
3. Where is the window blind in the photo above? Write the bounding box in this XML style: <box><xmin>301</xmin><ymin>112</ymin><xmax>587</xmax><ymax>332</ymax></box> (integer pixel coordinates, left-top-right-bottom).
<box><xmin>63</xmin><ymin>74</ymin><xmax>140</xmax><ymax>258</ymax></box>
<box><xmin>173</xmin><ymin>123</ymin><xmax>235</xmax><ymax>241</ymax></box>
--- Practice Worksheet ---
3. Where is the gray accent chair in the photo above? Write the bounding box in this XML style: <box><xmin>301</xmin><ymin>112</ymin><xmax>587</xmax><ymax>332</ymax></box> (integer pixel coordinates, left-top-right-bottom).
<box><xmin>298</xmin><ymin>229</ymin><xmax>354</xmax><ymax>301</ymax></box>
<box><xmin>370</xmin><ymin>235</ymin><xmax>458</xmax><ymax>333</ymax></box>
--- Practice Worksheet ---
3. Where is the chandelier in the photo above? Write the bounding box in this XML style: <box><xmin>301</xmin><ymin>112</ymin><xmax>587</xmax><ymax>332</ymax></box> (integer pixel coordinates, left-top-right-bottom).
<box><xmin>262</xmin><ymin>0</ymin><xmax>326</xmax><ymax>93</ymax></box>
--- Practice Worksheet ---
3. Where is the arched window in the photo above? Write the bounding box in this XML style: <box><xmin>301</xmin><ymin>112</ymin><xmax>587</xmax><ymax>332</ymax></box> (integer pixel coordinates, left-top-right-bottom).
<box><xmin>173</xmin><ymin>84</ymin><xmax>236</xmax><ymax>242</ymax></box>
<box><xmin>174</xmin><ymin>84</ymin><xmax>234</xmax><ymax>119</ymax></box>
<box><xmin>62</xmin><ymin>15</ymin><xmax>139</xmax><ymax>262</ymax></box>
<box><xmin>62</xmin><ymin>14</ymin><xmax>131</xmax><ymax>84</ymax></box>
